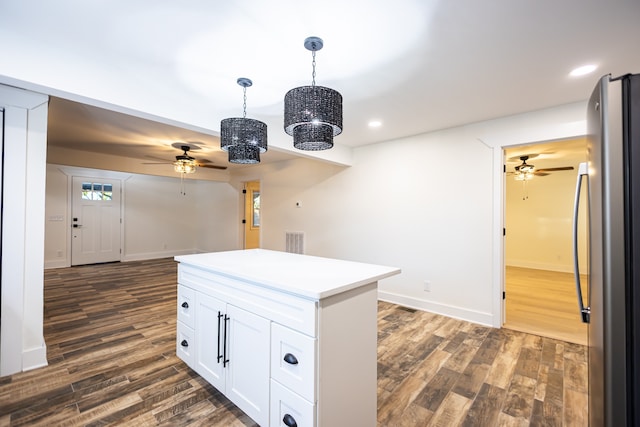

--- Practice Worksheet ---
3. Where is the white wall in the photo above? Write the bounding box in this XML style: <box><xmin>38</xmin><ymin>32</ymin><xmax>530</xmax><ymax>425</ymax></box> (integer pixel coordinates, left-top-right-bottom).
<box><xmin>44</xmin><ymin>164</ymin><xmax>240</xmax><ymax>267</ymax></box>
<box><xmin>44</xmin><ymin>165</ymin><xmax>70</xmax><ymax>267</ymax></box>
<box><xmin>505</xmin><ymin>162</ymin><xmax>588</xmax><ymax>272</ymax></box>
<box><xmin>256</xmin><ymin>102</ymin><xmax>587</xmax><ymax>327</ymax></box>
<box><xmin>123</xmin><ymin>172</ymin><xmax>240</xmax><ymax>259</ymax></box>
<box><xmin>194</xmin><ymin>178</ymin><xmax>241</xmax><ymax>253</ymax></box>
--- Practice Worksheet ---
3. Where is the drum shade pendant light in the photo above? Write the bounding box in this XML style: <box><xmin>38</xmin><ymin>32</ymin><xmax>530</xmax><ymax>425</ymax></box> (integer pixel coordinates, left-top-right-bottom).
<box><xmin>284</xmin><ymin>36</ymin><xmax>343</xmax><ymax>151</ymax></box>
<box><xmin>220</xmin><ymin>77</ymin><xmax>267</xmax><ymax>164</ymax></box>
<box><xmin>228</xmin><ymin>143</ymin><xmax>260</xmax><ymax>164</ymax></box>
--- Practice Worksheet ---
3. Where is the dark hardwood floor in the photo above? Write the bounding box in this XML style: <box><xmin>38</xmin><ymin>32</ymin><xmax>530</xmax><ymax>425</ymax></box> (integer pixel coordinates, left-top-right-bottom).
<box><xmin>0</xmin><ymin>258</ymin><xmax>587</xmax><ymax>426</ymax></box>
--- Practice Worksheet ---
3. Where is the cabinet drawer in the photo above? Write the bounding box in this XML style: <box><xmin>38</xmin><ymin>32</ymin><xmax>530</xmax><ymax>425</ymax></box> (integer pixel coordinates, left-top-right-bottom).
<box><xmin>176</xmin><ymin>321</ymin><xmax>195</xmax><ymax>367</ymax></box>
<box><xmin>179</xmin><ymin>264</ymin><xmax>317</xmax><ymax>336</ymax></box>
<box><xmin>271</xmin><ymin>323</ymin><xmax>316</xmax><ymax>402</ymax></box>
<box><xmin>177</xmin><ymin>285</ymin><xmax>195</xmax><ymax>329</ymax></box>
<box><xmin>271</xmin><ymin>379</ymin><xmax>315</xmax><ymax>427</ymax></box>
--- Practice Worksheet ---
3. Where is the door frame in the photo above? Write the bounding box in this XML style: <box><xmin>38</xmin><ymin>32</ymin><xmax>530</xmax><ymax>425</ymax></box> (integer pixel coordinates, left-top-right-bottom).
<box><xmin>499</xmin><ymin>138</ymin><xmax>589</xmax><ymax>335</ymax></box>
<box><xmin>50</xmin><ymin>166</ymin><xmax>128</xmax><ymax>268</ymax></box>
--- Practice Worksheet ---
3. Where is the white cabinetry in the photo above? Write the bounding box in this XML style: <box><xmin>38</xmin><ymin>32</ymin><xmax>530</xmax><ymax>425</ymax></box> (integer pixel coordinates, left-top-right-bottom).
<box><xmin>176</xmin><ymin>249</ymin><xmax>400</xmax><ymax>427</ymax></box>
<box><xmin>178</xmin><ymin>284</ymin><xmax>270</xmax><ymax>426</ymax></box>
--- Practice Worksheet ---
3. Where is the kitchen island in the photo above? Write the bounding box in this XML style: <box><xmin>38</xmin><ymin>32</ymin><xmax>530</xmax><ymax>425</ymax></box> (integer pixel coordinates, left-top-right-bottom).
<box><xmin>175</xmin><ymin>249</ymin><xmax>400</xmax><ymax>427</ymax></box>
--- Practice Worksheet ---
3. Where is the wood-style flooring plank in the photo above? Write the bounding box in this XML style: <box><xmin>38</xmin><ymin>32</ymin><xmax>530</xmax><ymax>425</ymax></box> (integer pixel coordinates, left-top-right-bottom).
<box><xmin>0</xmin><ymin>259</ymin><xmax>589</xmax><ymax>426</ymax></box>
<box><xmin>504</xmin><ymin>266</ymin><xmax>587</xmax><ymax>345</ymax></box>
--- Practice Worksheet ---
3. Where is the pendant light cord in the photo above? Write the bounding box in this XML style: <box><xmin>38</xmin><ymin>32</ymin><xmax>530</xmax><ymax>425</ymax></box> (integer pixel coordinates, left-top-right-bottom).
<box><xmin>311</xmin><ymin>50</ymin><xmax>317</xmax><ymax>87</ymax></box>
<box><xmin>242</xmin><ymin>86</ymin><xmax>247</xmax><ymax>118</ymax></box>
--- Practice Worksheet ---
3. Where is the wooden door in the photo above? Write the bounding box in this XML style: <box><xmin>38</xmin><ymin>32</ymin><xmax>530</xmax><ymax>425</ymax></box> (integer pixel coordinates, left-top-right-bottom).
<box><xmin>71</xmin><ymin>177</ymin><xmax>121</xmax><ymax>265</ymax></box>
<box><xmin>243</xmin><ymin>181</ymin><xmax>260</xmax><ymax>249</ymax></box>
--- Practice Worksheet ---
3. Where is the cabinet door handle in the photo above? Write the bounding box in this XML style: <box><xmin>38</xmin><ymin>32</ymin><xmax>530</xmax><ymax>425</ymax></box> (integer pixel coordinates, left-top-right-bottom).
<box><xmin>181</xmin><ymin>301</ymin><xmax>189</xmax><ymax>309</ymax></box>
<box><xmin>283</xmin><ymin>414</ymin><xmax>297</xmax><ymax>427</ymax></box>
<box><xmin>223</xmin><ymin>314</ymin><xmax>230</xmax><ymax>367</ymax></box>
<box><xmin>217</xmin><ymin>311</ymin><xmax>224</xmax><ymax>363</ymax></box>
<box><xmin>180</xmin><ymin>340</ymin><xmax>188</xmax><ymax>347</ymax></box>
<box><xmin>283</xmin><ymin>353</ymin><xmax>299</xmax><ymax>365</ymax></box>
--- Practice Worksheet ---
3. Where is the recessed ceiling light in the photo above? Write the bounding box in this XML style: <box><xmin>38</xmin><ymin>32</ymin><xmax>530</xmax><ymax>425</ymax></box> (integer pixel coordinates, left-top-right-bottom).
<box><xmin>570</xmin><ymin>64</ymin><xmax>597</xmax><ymax>77</ymax></box>
<box><xmin>368</xmin><ymin>120</ymin><xmax>382</xmax><ymax>128</ymax></box>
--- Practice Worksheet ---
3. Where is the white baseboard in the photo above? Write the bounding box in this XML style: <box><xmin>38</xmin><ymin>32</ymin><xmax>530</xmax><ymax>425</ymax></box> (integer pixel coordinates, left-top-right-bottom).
<box><xmin>122</xmin><ymin>248</ymin><xmax>198</xmax><ymax>262</ymax></box>
<box><xmin>46</xmin><ymin>249</ymin><xmax>200</xmax><ymax>268</ymax></box>
<box><xmin>377</xmin><ymin>291</ymin><xmax>495</xmax><ymax>327</ymax></box>
<box><xmin>22</xmin><ymin>343</ymin><xmax>48</xmax><ymax>372</ymax></box>
<box><xmin>44</xmin><ymin>259</ymin><xmax>70</xmax><ymax>269</ymax></box>
<box><xmin>505</xmin><ymin>259</ymin><xmax>573</xmax><ymax>273</ymax></box>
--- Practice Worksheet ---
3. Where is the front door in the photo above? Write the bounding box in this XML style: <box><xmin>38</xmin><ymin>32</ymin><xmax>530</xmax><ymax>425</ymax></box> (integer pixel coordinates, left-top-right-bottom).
<box><xmin>243</xmin><ymin>181</ymin><xmax>260</xmax><ymax>249</ymax></box>
<box><xmin>71</xmin><ymin>176</ymin><xmax>122</xmax><ymax>265</ymax></box>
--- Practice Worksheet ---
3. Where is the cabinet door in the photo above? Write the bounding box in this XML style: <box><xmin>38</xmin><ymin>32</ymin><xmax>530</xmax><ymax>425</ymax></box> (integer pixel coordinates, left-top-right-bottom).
<box><xmin>194</xmin><ymin>292</ymin><xmax>226</xmax><ymax>391</ymax></box>
<box><xmin>226</xmin><ymin>304</ymin><xmax>270</xmax><ymax>427</ymax></box>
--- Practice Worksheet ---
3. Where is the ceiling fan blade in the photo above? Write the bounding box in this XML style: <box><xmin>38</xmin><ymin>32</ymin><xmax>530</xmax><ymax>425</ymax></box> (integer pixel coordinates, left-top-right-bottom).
<box><xmin>199</xmin><ymin>164</ymin><xmax>228</xmax><ymax>170</ymax></box>
<box><xmin>533</xmin><ymin>172</ymin><xmax>550</xmax><ymax>176</ymax></box>
<box><xmin>535</xmin><ymin>166</ymin><xmax>575</xmax><ymax>172</ymax></box>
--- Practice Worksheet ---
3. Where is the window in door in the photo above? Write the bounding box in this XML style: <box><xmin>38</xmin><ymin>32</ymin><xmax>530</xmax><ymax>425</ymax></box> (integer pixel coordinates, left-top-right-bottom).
<box><xmin>81</xmin><ymin>182</ymin><xmax>113</xmax><ymax>201</ymax></box>
<box><xmin>252</xmin><ymin>190</ymin><xmax>260</xmax><ymax>227</ymax></box>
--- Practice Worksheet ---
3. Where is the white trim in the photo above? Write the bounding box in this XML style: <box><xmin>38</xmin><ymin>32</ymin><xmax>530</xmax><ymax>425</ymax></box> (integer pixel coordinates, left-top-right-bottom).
<box><xmin>506</xmin><ymin>260</ymin><xmax>574</xmax><ymax>274</ymax></box>
<box><xmin>22</xmin><ymin>102</ymin><xmax>48</xmax><ymax>370</ymax></box>
<box><xmin>378</xmin><ymin>291</ymin><xmax>494</xmax><ymax>327</ymax></box>
<box><xmin>491</xmin><ymin>147</ymin><xmax>504</xmax><ymax>328</ymax></box>
<box><xmin>0</xmin><ymin>84</ymin><xmax>47</xmax><ymax>109</ymax></box>
<box><xmin>1</xmin><ymin>105</ymin><xmax>28</xmax><ymax>376</ymax></box>
<box><xmin>22</xmin><ymin>345</ymin><xmax>48</xmax><ymax>371</ymax></box>
<box><xmin>0</xmin><ymin>84</ymin><xmax>49</xmax><ymax>376</ymax></box>
<box><xmin>122</xmin><ymin>248</ymin><xmax>198</xmax><ymax>262</ymax></box>
<box><xmin>45</xmin><ymin>259</ymin><xmax>70</xmax><ymax>270</ymax></box>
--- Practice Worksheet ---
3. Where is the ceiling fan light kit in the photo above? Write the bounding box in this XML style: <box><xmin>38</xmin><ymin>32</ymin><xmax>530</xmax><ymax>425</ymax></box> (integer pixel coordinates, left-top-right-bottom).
<box><xmin>284</xmin><ymin>36</ymin><xmax>343</xmax><ymax>151</ymax></box>
<box><xmin>173</xmin><ymin>145</ymin><xmax>197</xmax><ymax>174</ymax></box>
<box><xmin>220</xmin><ymin>77</ymin><xmax>268</xmax><ymax>164</ymax></box>
<box><xmin>513</xmin><ymin>156</ymin><xmax>535</xmax><ymax>180</ymax></box>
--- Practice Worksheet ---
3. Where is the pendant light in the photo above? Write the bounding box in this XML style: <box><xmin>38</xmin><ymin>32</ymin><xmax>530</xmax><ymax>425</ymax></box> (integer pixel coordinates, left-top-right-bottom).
<box><xmin>228</xmin><ymin>143</ymin><xmax>261</xmax><ymax>164</ymax></box>
<box><xmin>284</xmin><ymin>36</ymin><xmax>343</xmax><ymax>151</ymax></box>
<box><xmin>220</xmin><ymin>77</ymin><xmax>267</xmax><ymax>164</ymax></box>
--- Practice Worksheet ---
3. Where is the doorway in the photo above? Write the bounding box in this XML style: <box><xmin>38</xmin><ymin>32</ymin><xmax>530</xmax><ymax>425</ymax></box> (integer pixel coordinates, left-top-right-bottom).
<box><xmin>503</xmin><ymin>138</ymin><xmax>588</xmax><ymax>345</ymax></box>
<box><xmin>71</xmin><ymin>176</ymin><xmax>122</xmax><ymax>265</ymax></box>
<box><xmin>243</xmin><ymin>181</ymin><xmax>260</xmax><ymax>249</ymax></box>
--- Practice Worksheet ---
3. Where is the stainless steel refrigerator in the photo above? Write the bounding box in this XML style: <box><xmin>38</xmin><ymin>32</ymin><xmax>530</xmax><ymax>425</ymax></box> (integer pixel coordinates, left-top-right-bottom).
<box><xmin>574</xmin><ymin>73</ymin><xmax>640</xmax><ymax>426</ymax></box>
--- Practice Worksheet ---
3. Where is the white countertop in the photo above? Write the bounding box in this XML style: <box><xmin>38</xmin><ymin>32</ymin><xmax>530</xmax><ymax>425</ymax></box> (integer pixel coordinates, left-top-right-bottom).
<box><xmin>175</xmin><ymin>249</ymin><xmax>401</xmax><ymax>300</ymax></box>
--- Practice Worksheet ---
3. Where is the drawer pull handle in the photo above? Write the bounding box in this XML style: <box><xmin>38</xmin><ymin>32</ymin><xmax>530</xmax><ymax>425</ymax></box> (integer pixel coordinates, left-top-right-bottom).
<box><xmin>283</xmin><ymin>353</ymin><xmax>299</xmax><ymax>365</ymax></box>
<box><xmin>283</xmin><ymin>414</ymin><xmax>297</xmax><ymax>427</ymax></box>
<box><xmin>223</xmin><ymin>314</ymin><xmax>230</xmax><ymax>367</ymax></box>
<box><xmin>180</xmin><ymin>340</ymin><xmax>188</xmax><ymax>347</ymax></box>
<box><xmin>217</xmin><ymin>311</ymin><xmax>223</xmax><ymax>363</ymax></box>
<box><xmin>181</xmin><ymin>301</ymin><xmax>189</xmax><ymax>309</ymax></box>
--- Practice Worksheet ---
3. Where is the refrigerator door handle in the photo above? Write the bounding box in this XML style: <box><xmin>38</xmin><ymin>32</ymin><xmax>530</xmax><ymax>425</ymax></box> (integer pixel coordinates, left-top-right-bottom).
<box><xmin>573</xmin><ymin>161</ymin><xmax>590</xmax><ymax>323</ymax></box>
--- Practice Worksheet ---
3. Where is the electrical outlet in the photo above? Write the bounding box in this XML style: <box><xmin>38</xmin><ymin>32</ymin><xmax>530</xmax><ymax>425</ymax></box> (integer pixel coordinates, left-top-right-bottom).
<box><xmin>423</xmin><ymin>280</ymin><xmax>431</xmax><ymax>292</ymax></box>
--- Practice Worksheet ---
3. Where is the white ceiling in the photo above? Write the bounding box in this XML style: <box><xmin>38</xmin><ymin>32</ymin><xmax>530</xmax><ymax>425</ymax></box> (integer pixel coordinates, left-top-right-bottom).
<box><xmin>1</xmin><ymin>1</ymin><xmax>639</xmax><ymax>169</ymax></box>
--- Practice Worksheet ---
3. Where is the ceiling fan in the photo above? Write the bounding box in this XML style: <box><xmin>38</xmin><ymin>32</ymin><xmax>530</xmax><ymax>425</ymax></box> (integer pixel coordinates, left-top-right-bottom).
<box><xmin>144</xmin><ymin>145</ymin><xmax>227</xmax><ymax>171</ymax></box>
<box><xmin>508</xmin><ymin>155</ymin><xmax>574</xmax><ymax>177</ymax></box>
